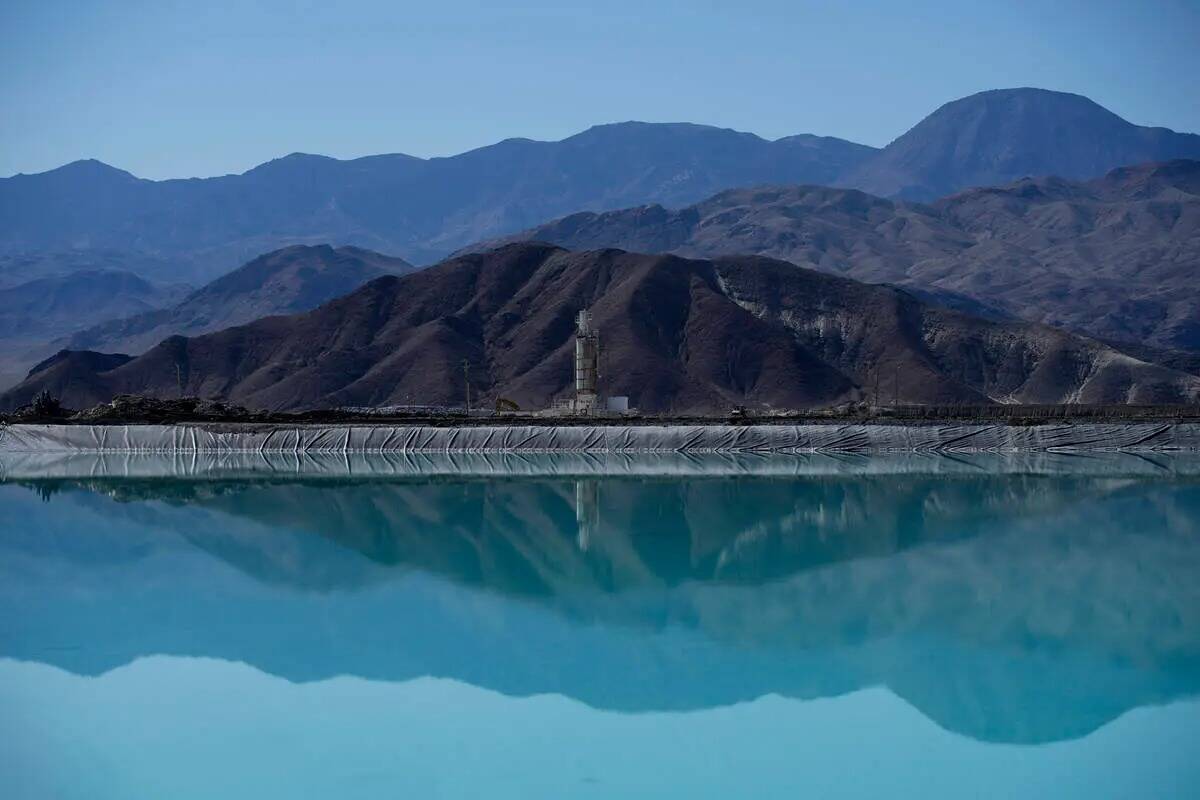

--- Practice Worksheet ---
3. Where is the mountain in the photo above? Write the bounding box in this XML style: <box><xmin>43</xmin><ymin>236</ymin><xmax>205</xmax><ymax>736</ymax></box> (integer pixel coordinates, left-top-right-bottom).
<box><xmin>0</xmin><ymin>124</ymin><xmax>875</xmax><ymax>280</ymax></box>
<box><xmin>0</xmin><ymin>270</ymin><xmax>187</xmax><ymax>340</ymax></box>
<box><xmin>843</xmin><ymin>88</ymin><xmax>1200</xmax><ymax>199</ymax></box>
<box><xmin>479</xmin><ymin>160</ymin><xmax>1200</xmax><ymax>352</ymax></box>
<box><xmin>0</xmin><ymin>249</ymin><xmax>180</xmax><ymax>289</ymax></box>
<box><xmin>934</xmin><ymin>159</ymin><xmax>1200</xmax><ymax>348</ymax></box>
<box><xmin>62</xmin><ymin>244</ymin><xmax>416</xmax><ymax>358</ymax></box>
<box><xmin>0</xmin><ymin>270</ymin><xmax>188</xmax><ymax>390</ymax></box>
<box><xmin>3</xmin><ymin>88</ymin><xmax>1196</xmax><ymax>284</ymax></box>
<box><xmin>5</xmin><ymin>350</ymin><xmax>135</xmax><ymax>407</ymax></box>
<box><xmin>4</xmin><ymin>243</ymin><xmax>1197</xmax><ymax>412</ymax></box>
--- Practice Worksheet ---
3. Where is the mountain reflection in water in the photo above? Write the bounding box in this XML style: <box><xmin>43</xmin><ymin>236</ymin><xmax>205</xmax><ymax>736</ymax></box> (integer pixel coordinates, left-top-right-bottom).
<box><xmin>1</xmin><ymin>452</ymin><xmax>1199</xmax><ymax>750</ymax></box>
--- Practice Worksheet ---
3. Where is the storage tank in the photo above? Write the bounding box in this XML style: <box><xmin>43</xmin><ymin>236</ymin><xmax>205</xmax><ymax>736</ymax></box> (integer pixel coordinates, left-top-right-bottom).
<box><xmin>606</xmin><ymin>396</ymin><xmax>629</xmax><ymax>413</ymax></box>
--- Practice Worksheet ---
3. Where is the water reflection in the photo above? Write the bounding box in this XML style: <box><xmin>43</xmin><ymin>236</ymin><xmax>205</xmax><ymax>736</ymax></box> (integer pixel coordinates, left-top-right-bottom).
<box><xmin>2</xmin><ymin>453</ymin><xmax>1199</xmax><ymax>750</ymax></box>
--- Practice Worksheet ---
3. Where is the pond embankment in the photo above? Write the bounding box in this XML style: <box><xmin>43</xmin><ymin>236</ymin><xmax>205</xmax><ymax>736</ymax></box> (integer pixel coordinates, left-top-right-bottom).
<box><xmin>3</xmin><ymin>422</ymin><xmax>1200</xmax><ymax>453</ymax></box>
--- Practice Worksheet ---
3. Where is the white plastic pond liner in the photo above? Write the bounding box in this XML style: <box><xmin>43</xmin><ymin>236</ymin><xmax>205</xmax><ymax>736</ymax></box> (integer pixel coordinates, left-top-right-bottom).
<box><xmin>3</xmin><ymin>449</ymin><xmax>1200</xmax><ymax>481</ymax></box>
<box><xmin>2</xmin><ymin>422</ymin><xmax>1200</xmax><ymax>455</ymax></box>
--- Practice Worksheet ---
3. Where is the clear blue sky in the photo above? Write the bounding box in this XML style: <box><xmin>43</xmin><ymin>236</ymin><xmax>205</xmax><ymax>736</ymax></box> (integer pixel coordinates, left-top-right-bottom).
<box><xmin>2</xmin><ymin>0</ymin><xmax>1198</xmax><ymax>179</ymax></box>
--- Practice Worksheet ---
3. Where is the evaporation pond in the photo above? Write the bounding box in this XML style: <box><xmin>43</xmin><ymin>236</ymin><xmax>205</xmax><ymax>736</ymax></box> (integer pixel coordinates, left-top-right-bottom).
<box><xmin>2</xmin><ymin>452</ymin><xmax>1199</xmax><ymax>798</ymax></box>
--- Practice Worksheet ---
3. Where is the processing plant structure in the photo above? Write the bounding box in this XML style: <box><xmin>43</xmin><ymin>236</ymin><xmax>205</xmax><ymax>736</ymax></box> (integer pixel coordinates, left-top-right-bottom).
<box><xmin>545</xmin><ymin>309</ymin><xmax>631</xmax><ymax>416</ymax></box>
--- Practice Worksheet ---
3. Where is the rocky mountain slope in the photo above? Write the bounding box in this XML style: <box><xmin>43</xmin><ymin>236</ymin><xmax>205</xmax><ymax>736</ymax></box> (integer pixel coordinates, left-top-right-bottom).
<box><xmin>479</xmin><ymin>160</ymin><xmax>1200</xmax><ymax>351</ymax></box>
<box><xmin>62</xmin><ymin>244</ymin><xmax>415</xmax><ymax>358</ymax></box>
<box><xmin>4</xmin><ymin>244</ymin><xmax>1196</xmax><ymax>412</ymax></box>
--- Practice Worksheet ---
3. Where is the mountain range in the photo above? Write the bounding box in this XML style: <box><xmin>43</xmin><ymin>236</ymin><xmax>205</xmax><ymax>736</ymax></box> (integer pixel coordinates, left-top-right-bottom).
<box><xmin>0</xmin><ymin>124</ymin><xmax>872</xmax><ymax>279</ymax></box>
<box><xmin>5</xmin><ymin>243</ymin><xmax>1197</xmax><ymax>413</ymax></box>
<box><xmin>2</xmin><ymin>86</ymin><xmax>1199</xmax><ymax>411</ymax></box>
<box><xmin>0</xmin><ymin>245</ymin><xmax>412</xmax><ymax>391</ymax></box>
<box><xmin>478</xmin><ymin>159</ymin><xmax>1200</xmax><ymax>352</ymax></box>
<box><xmin>2</xmin><ymin>88</ymin><xmax>1197</xmax><ymax>283</ymax></box>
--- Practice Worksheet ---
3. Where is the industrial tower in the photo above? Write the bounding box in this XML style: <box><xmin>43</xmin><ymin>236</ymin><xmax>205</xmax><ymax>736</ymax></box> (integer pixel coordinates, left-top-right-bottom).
<box><xmin>574</xmin><ymin>309</ymin><xmax>600</xmax><ymax>414</ymax></box>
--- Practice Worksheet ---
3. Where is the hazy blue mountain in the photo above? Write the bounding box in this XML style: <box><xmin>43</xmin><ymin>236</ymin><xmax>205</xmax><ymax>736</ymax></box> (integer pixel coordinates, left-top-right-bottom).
<box><xmin>0</xmin><ymin>123</ymin><xmax>876</xmax><ymax>279</ymax></box>
<box><xmin>0</xmin><ymin>270</ymin><xmax>188</xmax><ymax>389</ymax></box>
<box><xmin>3</xmin><ymin>89</ymin><xmax>1195</xmax><ymax>286</ymax></box>
<box><xmin>843</xmin><ymin>88</ymin><xmax>1200</xmax><ymax>199</ymax></box>
<box><xmin>63</xmin><ymin>244</ymin><xmax>416</xmax><ymax>357</ymax></box>
<box><xmin>0</xmin><ymin>270</ymin><xmax>186</xmax><ymax>340</ymax></box>
<box><xmin>0</xmin><ymin>249</ymin><xmax>180</xmax><ymax>289</ymax></box>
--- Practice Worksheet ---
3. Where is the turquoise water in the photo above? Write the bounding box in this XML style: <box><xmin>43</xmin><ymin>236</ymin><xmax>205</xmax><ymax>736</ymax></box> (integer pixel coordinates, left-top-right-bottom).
<box><xmin>2</xmin><ymin>453</ymin><xmax>1199</xmax><ymax>798</ymax></box>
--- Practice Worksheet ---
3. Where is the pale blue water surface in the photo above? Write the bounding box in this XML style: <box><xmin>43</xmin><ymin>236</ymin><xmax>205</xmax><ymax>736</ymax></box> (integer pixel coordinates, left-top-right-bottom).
<box><xmin>1</xmin><ymin>452</ymin><xmax>1199</xmax><ymax>798</ymax></box>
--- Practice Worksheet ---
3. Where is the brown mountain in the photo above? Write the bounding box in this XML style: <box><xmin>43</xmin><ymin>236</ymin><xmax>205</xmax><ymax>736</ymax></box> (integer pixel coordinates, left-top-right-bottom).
<box><xmin>62</xmin><ymin>244</ymin><xmax>416</xmax><ymax>357</ymax></box>
<box><xmin>3</xmin><ymin>244</ymin><xmax>1197</xmax><ymax>413</ymax></box>
<box><xmin>475</xmin><ymin>160</ymin><xmax>1200</xmax><ymax>352</ymax></box>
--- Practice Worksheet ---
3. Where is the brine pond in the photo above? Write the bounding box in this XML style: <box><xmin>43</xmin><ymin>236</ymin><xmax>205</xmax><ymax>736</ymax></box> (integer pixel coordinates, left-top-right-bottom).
<box><xmin>2</xmin><ymin>451</ymin><xmax>1199</xmax><ymax>798</ymax></box>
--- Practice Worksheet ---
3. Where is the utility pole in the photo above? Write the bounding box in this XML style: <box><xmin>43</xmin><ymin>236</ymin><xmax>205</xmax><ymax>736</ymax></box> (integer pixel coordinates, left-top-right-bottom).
<box><xmin>462</xmin><ymin>358</ymin><xmax>471</xmax><ymax>414</ymax></box>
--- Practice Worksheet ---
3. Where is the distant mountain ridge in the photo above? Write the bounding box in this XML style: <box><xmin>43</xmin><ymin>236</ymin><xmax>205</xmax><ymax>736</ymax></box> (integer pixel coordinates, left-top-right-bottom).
<box><xmin>845</xmin><ymin>88</ymin><xmax>1200</xmax><ymax>199</ymax></box>
<box><xmin>62</xmin><ymin>244</ymin><xmax>416</xmax><ymax>358</ymax></box>
<box><xmin>0</xmin><ymin>122</ymin><xmax>876</xmax><ymax>279</ymax></box>
<box><xmin>0</xmin><ymin>270</ymin><xmax>186</xmax><ymax>340</ymax></box>
<box><xmin>0</xmin><ymin>270</ymin><xmax>189</xmax><ymax>389</ymax></box>
<box><xmin>3</xmin><ymin>87</ymin><xmax>1196</xmax><ymax>284</ymax></box>
<box><xmin>4</xmin><ymin>243</ymin><xmax>1197</xmax><ymax>413</ymax></box>
<box><xmin>477</xmin><ymin>159</ymin><xmax>1200</xmax><ymax>352</ymax></box>
<box><xmin>0</xmin><ymin>250</ymin><xmax>180</xmax><ymax>289</ymax></box>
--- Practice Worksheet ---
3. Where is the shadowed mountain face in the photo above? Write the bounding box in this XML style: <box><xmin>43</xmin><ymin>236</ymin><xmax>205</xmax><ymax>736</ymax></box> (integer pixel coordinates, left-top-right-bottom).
<box><xmin>3</xmin><ymin>243</ymin><xmax>1198</xmax><ymax>412</ymax></box>
<box><xmin>2</xmin><ymin>89</ymin><xmax>1195</xmax><ymax>283</ymax></box>
<box><xmin>0</xmin><ymin>123</ymin><xmax>875</xmax><ymax>278</ymax></box>
<box><xmin>480</xmin><ymin>160</ymin><xmax>1200</xmax><ymax>352</ymax></box>
<box><xmin>843</xmin><ymin>88</ymin><xmax>1200</xmax><ymax>200</ymax></box>
<box><xmin>3</xmin><ymin>463</ymin><xmax>1199</xmax><ymax>744</ymax></box>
